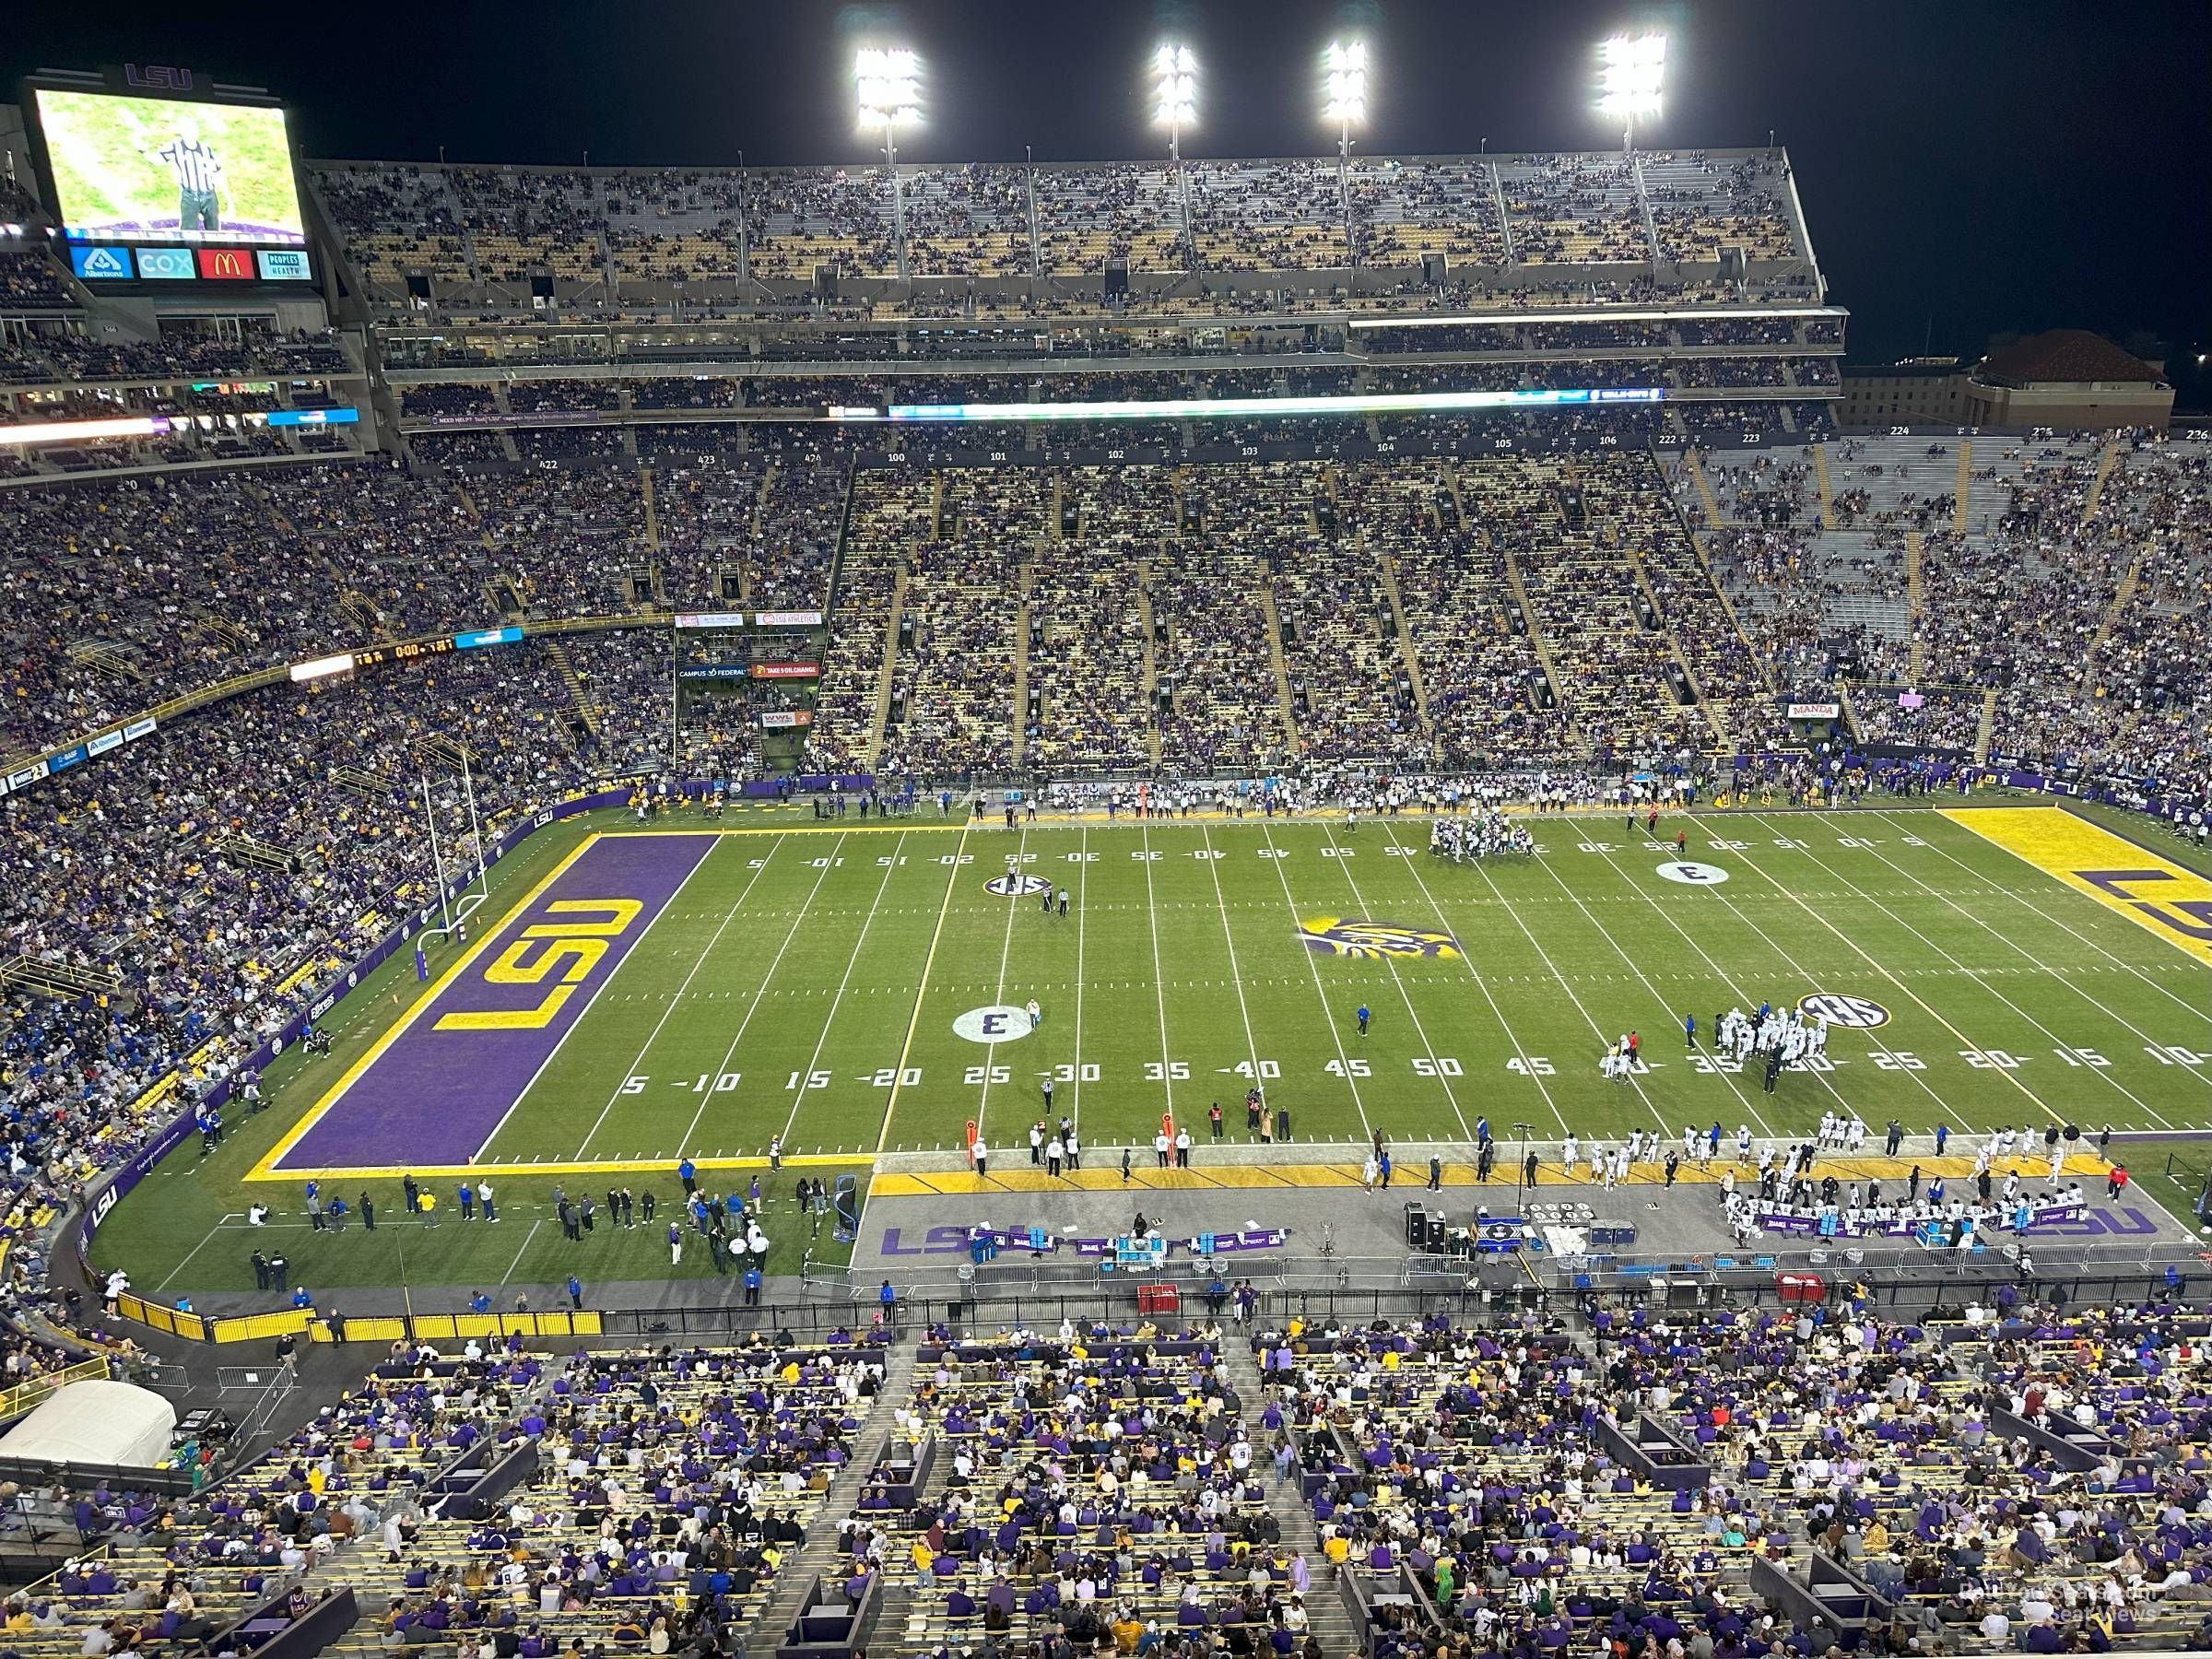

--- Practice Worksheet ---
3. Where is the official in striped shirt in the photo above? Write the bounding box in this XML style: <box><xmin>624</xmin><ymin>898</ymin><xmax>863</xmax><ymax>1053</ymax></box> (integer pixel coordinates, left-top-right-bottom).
<box><xmin>144</xmin><ymin>116</ymin><xmax>223</xmax><ymax>233</ymax></box>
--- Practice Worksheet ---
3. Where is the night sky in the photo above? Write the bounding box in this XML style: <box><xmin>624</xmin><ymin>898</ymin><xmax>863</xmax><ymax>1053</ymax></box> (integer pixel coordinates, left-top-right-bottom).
<box><xmin>7</xmin><ymin>0</ymin><xmax>2206</xmax><ymax>394</ymax></box>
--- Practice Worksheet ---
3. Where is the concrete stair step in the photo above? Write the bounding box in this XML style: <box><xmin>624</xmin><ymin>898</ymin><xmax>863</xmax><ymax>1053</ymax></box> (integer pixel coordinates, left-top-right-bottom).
<box><xmin>755</xmin><ymin>1341</ymin><xmax>922</xmax><ymax>1644</ymax></box>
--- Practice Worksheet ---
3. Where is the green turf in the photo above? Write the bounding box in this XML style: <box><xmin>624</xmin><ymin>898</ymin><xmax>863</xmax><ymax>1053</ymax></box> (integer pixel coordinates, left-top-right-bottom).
<box><xmin>97</xmin><ymin>802</ymin><xmax>2212</xmax><ymax>1299</ymax></box>
<box><xmin>479</xmin><ymin>806</ymin><xmax>2211</xmax><ymax>1162</ymax></box>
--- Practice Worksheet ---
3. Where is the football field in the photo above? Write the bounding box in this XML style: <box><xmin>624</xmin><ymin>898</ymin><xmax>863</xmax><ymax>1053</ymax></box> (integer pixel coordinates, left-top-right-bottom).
<box><xmin>255</xmin><ymin>803</ymin><xmax>2212</xmax><ymax>1179</ymax></box>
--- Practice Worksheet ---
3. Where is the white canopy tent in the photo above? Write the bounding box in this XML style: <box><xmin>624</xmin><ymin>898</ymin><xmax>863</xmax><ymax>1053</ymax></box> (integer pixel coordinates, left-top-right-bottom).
<box><xmin>0</xmin><ymin>1380</ymin><xmax>175</xmax><ymax>1468</ymax></box>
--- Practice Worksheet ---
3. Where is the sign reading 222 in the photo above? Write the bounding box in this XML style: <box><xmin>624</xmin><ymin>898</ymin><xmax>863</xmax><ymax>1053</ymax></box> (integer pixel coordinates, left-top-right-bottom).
<box><xmin>433</xmin><ymin>899</ymin><xmax>641</xmax><ymax>1031</ymax></box>
<box><xmin>2077</xmin><ymin>869</ymin><xmax>2212</xmax><ymax>944</ymax></box>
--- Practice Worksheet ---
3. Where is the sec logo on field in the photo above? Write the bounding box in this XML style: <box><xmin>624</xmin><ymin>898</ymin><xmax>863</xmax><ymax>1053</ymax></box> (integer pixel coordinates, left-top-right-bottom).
<box><xmin>1798</xmin><ymin>993</ymin><xmax>1892</xmax><ymax>1030</ymax></box>
<box><xmin>1655</xmin><ymin>860</ymin><xmax>1731</xmax><ymax>885</ymax></box>
<box><xmin>983</xmin><ymin>874</ymin><xmax>1053</xmax><ymax>897</ymax></box>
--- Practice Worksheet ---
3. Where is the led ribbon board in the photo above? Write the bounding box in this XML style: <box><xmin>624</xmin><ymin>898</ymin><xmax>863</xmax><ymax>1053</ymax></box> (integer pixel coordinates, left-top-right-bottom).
<box><xmin>855</xmin><ymin>386</ymin><xmax>1665</xmax><ymax>422</ymax></box>
<box><xmin>0</xmin><ymin>414</ymin><xmax>171</xmax><ymax>446</ymax></box>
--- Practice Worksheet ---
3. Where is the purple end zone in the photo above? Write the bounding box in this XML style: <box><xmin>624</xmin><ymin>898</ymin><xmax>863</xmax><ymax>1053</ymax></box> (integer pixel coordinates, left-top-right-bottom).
<box><xmin>275</xmin><ymin>835</ymin><xmax>715</xmax><ymax>1171</ymax></box>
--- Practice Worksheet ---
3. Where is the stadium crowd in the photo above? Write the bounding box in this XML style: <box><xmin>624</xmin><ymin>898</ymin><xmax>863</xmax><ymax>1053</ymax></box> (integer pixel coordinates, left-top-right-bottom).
<box><xmin>1679</xmin><ymin>430</ymin><xmax>2207</xmax><ymax>794</ymax></box>
<box><xmin>1277</xmin><ymin>1294</ymin><xmax>2212</xmax><ymax>1659</ymax></box>
<box><xmin>300</xmin><ymin>145</ymin><xmax>1806</xmax><ymax>318</ymax></box>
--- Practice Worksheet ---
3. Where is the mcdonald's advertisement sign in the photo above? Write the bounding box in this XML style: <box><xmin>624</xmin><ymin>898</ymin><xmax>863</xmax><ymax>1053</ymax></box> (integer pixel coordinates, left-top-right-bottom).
<box><xmin>195</xmin><ymin>247</ymin><xmax>255</xmax><ymax>280</ymax></box>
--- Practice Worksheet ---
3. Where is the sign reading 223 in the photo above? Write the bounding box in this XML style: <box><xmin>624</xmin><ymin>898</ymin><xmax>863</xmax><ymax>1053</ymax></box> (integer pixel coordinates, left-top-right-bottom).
<box><xmin>433</xmin><ymin>899</ymin><xmax>642</xmax><ymax>1030</ymax></box>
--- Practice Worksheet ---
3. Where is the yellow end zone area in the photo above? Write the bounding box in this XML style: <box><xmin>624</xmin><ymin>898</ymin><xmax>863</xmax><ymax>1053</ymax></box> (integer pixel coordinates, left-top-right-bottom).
<box><xmin>1943</xmin><ymin>806</ymin><xmax>2212</xmax><ymax>966</ymax></box>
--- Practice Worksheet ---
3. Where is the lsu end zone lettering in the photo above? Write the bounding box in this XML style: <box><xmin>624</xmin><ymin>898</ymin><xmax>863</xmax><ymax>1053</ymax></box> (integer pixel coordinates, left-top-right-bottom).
<box><xmin>1944</xmin><ymin>807</ymin><xmax>2212</xmax><ymax>966</ymax></box>
<box><xmin>257</xmin><ymin>833</ymin><xmax>714</xmax><ymax>1175</ymax></box>
<box><xmin>430</xmin><ymin>898</ymin><xmax>644</xmax><ymax>1031</ymax></box>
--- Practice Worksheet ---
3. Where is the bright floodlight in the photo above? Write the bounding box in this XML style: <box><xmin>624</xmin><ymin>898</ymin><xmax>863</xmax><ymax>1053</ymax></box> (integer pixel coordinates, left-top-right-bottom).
<box><xmin>1152</xmin><ymin>43</ymin><xmax>1197</xmax><ymax>128</ymax></box>
<box><xmin>855</xmin><ymin>47</ymin><xmax>922</xmax><ymax>129</ymax></box>
<box><xmin>1324</xmin><ymin>40</ymin><xmax>1368</xmax><ymax>126</ymax></box>
<box><xmin>1596</xmin><ymin>34</ymin><xmax>1665</xmax><ymax>121</ymax></box>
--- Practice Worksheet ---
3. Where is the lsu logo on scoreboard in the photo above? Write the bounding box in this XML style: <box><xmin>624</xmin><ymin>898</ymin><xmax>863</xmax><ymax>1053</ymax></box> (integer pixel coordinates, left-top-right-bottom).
<box><xmin>432</xmin><ymin>898</ymin><xmax>642</xmax><ymax>1031</ymax></box>
<box><xmin>1300</xmin><ymin>916</ymin><xmax>1463</xmax><ymax>960</ymax></box>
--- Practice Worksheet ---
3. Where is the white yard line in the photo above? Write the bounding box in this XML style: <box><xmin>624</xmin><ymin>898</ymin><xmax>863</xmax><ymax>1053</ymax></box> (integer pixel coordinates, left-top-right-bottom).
<box><xmin>1548</xmin><ymin>830</ymin><xmax>1788</xmax><ymax>1135</ymax></box>
<box><xmin>1384</xmin><ymin>824</ymin><xmax>1569</xmax><ymax>1136</ymax></box>
<box><xmin>1199</xmin><ymin>822</ymin><xmax>1270</xmax><ymax>1121</ymax></box>
<box><xmin>1699</xmin><ymin>819</ymin><xmax>2035</xmax><ymax>1124</ymax></box>
<box><xmin>1137</xmin><ymin>819</ymin><xmax>1180</xmax><ymax>1125</ymax></box>
<box><xmin>498</xmin><ymin>1219</ymin><xmax>544</xmax><ymax>1287</ymax></box>
<box><xmin>1457</xmin><ymin>843</ymin><xmax>1675</xmax><ymax>1134</ymax></box>
<box><xmin>1641</xmin><ymin>821</ymin><xmax>1968</xmax><ymax>1124</ymax></box>
<box><xmin>875</xmin><ymin>820</ymin><xmax>972</xmax><ymax>1152</ymax></box>
<box><xmin>490</xmin><ymin>836</ymin><xmax>735</xmax><ymax>1163</ymax></box>
<box><xmin>153</xmin><ymin>1214</ymin><xmax>237</xmax><ymax>1295</ymax></box>
<box><xmin>1498</xmin><ymin>826</ymin><xmax>1727</xmax><ymax>1146</ymax></box>
<box><xmin>1257</xmin><ymin>819</ymin><xmax>1373</xmax><ymax>1138</ymax></box>
<box><xmin>1745</xmin><ymin>812</ymin><xmax>2172</xmax><ymax>1128</ymax></box>
<box><xmin>670</xmin><ymin>833</ymin><xmax>852</xmax><ymax>1158</ymax></box>
<box><xmin>1320</xmin><ymin>825</ymin><xmax>1474</xmax><ymax>1145</ymax></box>
<box><xmin>1877</xmin><ymin>809</ymin><xmax>2212</xmax><ymax>1028</ymax></box>
<box><xmin>778</xmin><ymin>832</ymin><xmax>909</xmax><ymax>1148</ymax></box>
<box><xmin>973</xmin><ymin>825</ymin><xmax>1031</xmax><ymax>1145</ymax></box>
<box><xmin>1070</xmin><ymin>823</ymin><xmax>1089</xmax><ymax>1135</ymax></box>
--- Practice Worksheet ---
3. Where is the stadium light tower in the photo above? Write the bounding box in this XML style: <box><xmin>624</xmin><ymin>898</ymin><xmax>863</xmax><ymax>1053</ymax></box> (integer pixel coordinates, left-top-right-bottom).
<box><xmin>1151</xmin><ymin>43</ymin><xmax>1197</xmax><ymax>164</ymax></box>
<box><xmin>1152</xmin><ymin>42</ymin><xmax>1198</xmax><ymax>254</ymax></box>
<box><xmin>1596</xmin><ymin>33</ymin><xmax>1665</xmax><ymax>150</ymax></box>
<box><xmin>1323</xmin><ymin>40</ymin><xmax>1368</xmax><ymax>165</ymax></box>
<box><xmin>855</xmin><ymin>47</ymin><xmax>922</xmax><ymax>164</ymax></box>
<box><xmin>855</xmin><ymin>47</ymin><xmax>921</xmax><ymax>276</ymax></box>
<box><xmin>1323</xmin><ymin>40</ymin><xmax>1367</xmax><ymax>253</ymax></box>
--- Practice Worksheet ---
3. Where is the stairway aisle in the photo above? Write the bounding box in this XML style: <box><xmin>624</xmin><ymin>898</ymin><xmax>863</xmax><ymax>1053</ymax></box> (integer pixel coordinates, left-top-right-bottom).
<box><xmin>1218</xmin><ymin>1339</ymin><xmax>1367</xmax><ymax>1658</ymax></box>
<box><xmin>755</xmin><ymin>1340</ymin><xmax>923</xmax><ymax>1643</ymax></box>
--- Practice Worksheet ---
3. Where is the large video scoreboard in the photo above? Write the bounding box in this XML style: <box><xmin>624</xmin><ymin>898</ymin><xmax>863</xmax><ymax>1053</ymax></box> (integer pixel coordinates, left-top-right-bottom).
<box><xmin>23</xmin><ymin>67</ymin><xmax>317</xmax><ymax>290</ymax></box>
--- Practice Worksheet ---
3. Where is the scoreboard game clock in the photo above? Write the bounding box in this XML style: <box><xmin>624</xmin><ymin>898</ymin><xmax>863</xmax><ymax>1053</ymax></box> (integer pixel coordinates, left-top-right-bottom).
<box><xmin>351</xmin><ymin>639</ymin><xmax>456</xmax><ymax>671</ymax></box>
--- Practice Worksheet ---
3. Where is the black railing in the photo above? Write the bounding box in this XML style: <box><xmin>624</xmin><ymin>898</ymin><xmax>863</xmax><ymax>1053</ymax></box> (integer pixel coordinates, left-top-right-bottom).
<box><xmin>563</xmin><ymin>1257</ymin><xmax>2183</xmax><ymax>1344</ymax></box>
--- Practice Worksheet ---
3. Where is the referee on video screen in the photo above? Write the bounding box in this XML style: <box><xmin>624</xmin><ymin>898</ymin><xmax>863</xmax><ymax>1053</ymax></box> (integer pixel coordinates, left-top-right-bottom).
<box><xmin>144</xmin><ymin>115</ymin><xmax>223</xmax><ymax>233</ymax></box>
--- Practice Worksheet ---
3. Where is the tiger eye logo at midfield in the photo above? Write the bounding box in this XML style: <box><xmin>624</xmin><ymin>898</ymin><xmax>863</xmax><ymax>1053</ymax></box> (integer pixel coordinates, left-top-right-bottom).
<box><xmin>1299</xmin><ymin>917</ymin><xmax>1463</xmax><ymax>960</ymax></box>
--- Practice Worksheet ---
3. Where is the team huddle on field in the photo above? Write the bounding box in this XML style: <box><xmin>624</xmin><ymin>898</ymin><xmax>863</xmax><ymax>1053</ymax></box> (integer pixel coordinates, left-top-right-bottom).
<box><xmin>1714</xmin><ymin>1002</ymin><xmax>1831</xmax><ymax>1066</ymax></box>
<box><xmin>1595</xmin><ymin>1002</ymin><xmax>1831</xmax><ymax>1091</ymax></box>
<box><xmin>1426</xmin><ymin>812</ymin><xmax>1536</xmax><ymax>860</ymax></box>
